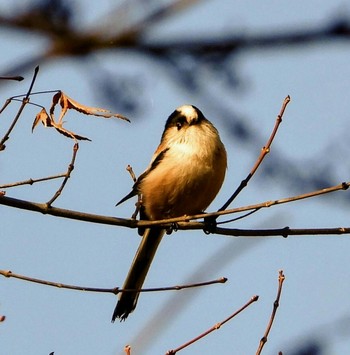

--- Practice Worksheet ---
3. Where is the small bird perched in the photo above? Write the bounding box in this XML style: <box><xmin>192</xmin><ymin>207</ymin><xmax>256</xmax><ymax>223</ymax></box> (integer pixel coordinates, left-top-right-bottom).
<box><xmin>112</xmin><ymin>105</ymin><xmax>227</xmax><ymax>321</ymax></box>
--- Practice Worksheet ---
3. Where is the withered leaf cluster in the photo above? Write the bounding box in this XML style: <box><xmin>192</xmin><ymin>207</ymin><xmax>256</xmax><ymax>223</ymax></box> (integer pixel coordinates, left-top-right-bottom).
<box><xmin>32</xmin><ymin>91</ymin><xmax>129</xmax><ymax>141</ymax></box>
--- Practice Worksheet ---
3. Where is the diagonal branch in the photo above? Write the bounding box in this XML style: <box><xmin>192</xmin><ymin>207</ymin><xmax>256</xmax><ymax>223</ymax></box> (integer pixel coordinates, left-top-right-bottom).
<box><xmin>0</xmin><ymin>66</ymin><xmax>39</xmax><ymax>151</ymax></box>
<box><xmin>0</xmin><ymin>174</ymin><xmax>66</xmax><ymax>189</ymax></box>
<box><xmin>219</xmin><ymin>95</ymin><xmax>291</xmax><ymax>211</ymax></box>
<box><xmin>46</xmin><ymin>142</ymin><xmax>79</xmax><ymax>206</ymax></box>
<box><xmin>166</xmin><ymin>295</ymin><xmax>259</xmax><ymax>354</ymax></box>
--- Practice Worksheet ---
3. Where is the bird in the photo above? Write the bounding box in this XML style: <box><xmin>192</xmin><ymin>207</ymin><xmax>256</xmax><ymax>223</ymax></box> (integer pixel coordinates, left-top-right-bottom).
<box><xmin>112</xmin><ymin>104</ymin><xmax>227</xmax><ymax>322</ymax></box>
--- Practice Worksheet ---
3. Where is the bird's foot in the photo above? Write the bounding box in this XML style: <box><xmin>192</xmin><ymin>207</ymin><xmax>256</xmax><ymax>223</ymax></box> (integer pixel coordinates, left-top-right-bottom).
<box><xmin>203</xmin><ymin>216</ymin><xmax>217</xmax><ymax>234</ymax></box>
<box><xmin>166</xmin><ymin>222</ymin><xmax>179</xmax><ymax>235</ymax></box>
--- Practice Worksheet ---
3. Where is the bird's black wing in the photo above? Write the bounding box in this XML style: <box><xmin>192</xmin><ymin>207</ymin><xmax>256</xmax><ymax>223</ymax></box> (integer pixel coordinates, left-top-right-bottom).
<box><xmin>115</xmin><ymin>147</ymin><xmax>169</xmax><ymax>207</ymax></box>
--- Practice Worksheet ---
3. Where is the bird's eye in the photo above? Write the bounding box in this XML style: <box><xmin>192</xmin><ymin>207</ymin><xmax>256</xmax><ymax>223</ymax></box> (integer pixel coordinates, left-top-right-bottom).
<box><xmin>175</xmin><ymin>116</ymin><xmax>186</xmax><ymax>130</ymax></box>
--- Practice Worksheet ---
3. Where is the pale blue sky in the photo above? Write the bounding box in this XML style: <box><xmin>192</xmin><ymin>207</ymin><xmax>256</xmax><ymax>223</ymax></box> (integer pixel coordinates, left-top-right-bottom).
<box><xmin>1</xmin><ymin>1</ymin><xmax>350</xmax><ymax>354</ymax></box>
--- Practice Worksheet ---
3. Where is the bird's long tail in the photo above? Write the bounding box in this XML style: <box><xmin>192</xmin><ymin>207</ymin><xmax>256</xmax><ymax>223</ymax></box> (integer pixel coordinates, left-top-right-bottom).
<box><xmin>112</xmin><ymin>227</ymin><xmax>165</xmax><ymax>321</ymax></box>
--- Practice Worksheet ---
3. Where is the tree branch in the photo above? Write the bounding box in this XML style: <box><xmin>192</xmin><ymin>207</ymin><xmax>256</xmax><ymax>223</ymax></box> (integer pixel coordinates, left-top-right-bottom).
<box><xmin>0</xmin><ymin>66</ymin><xmax>39</xmax><ymax>151</ymax></box>
<box><xmin>0</xmin><ymin>182</ymin><xmax>349</xmax><ymax>235</ymax></box>
<box><xmin>46</xmin><ymin>142</ymin><xmax>79</xmax><ymax>206</ymax></box>
<box><xmin>256</xmin><ymin>270</ymin><xmax>285</xmax><ymax>355</ymax></box>
<box><xmin>0</xmin><ymin>269</ymin><xmax>226</xmax><ymax>295</ymax></box>
<box><xmin>0</xmin><ymin>173</ymin><xmax>66</xmax><ymax>189</ymax></box>
<box><xmin>219</xmin><ymin>95</ymin><xmax>291</xmax><ymax>211</ymax></box>
<box><xmin>166</xmin><ymin>295</ymin><xmax>259</xmax><ymax>354</ymax></box>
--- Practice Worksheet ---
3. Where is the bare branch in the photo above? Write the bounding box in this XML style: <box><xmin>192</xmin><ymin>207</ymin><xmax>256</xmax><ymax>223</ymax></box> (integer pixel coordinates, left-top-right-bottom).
<box><xmin>126</xmin><ymin>164</ymin><xmax>137</xmax><ymax>183</ymax></box>
<box><xmin>256</xmin><ymin>270</ymin><xmax>285</xmax><ymax>355</ymax></box>
<box><xmin>124</xmin><ymin>164</ymin><xmax>142</xmax><ymax>219</ymax></box>
<box><xmin>46</xmin><ymin>142</ymin><xmax>79</xmax><ymax>206</ymax></box>
<box><xmin>125</xmin><ymin>277</ymin><xmax>227</xmax><ymax>294</ymax></box>
<box><xmin>0</xmin><ymin>98</ymin><xmax>12</xmax><ymax>116</ymax></box>
<box><xmin>0</xmin><ymin>174</ymin><xmax>66</xmax><ymax>189</ymax></box>
<box><xmin>166</xmin><ymin>295</ymin><xmax>259</xmax><ymax>354</ymax></box>
<box><xmin>0</xmin><ymin>269</ymin><xmax>118</xmax><ymax>294</ymax></box>
<box><xmin>0</xmin><ymin>269</ymin><xmax>226</xmax><ymax>295</ymax></box>
<box><xmin>142</xmin><ymin>180</ymin><xmax>349</xmax><ymax>229</ymax></box>
<box><xmin>219</xmin><ymin>95</ymin><xmax>291</xmax><ymax>211</ymax></box>
<box><xmin>0</xmin><ymin>75</ymin><xmax>24</xmax><ymax>81</ymax></box>
<box><xmin>0</xmin><ymin>181</ymin><xmax>349</xmax><ymax>235</ymax></box>
<box><xmin>0</xmin><ymin>66</ymin><xmax>39</xmax><ymax>151</ymax></box>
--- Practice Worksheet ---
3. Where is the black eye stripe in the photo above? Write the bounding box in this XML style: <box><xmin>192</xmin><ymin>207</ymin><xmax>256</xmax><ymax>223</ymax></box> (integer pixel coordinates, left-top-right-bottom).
<box><xmin>165</xmin><ymin>112</ymin><xmax>187</xmax><ymax>129</ymax></box>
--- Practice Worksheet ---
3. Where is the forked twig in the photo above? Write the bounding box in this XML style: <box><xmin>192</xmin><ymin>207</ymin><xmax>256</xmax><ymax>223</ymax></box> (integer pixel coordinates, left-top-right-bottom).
<box><xmin>166</xmin><ymin>295</ymin><xmax>259</xmax><ymax>354</ymax></box>
<box><xmin>46</xmin><ymin>142</ymin><xmax>79</xmax><ymax>206</ymax></box>
<box><xmin>0</xmin><ymin>66</ymin><xmax>39</xmax><ymax>151</ymax></box>
<box><xmin>256</xmin><ymin>270</ymin><xmax>285</xmax><ymax>355</ymax></box>
<box><xmin>0</xmin><ymin>269</ymin><xmax>226</xmax><ymax>295</ymax></box>
<box><xmin>219</xmin><ymin>95</ymin><xmax>291</xmax><ymax>212</ymax></box>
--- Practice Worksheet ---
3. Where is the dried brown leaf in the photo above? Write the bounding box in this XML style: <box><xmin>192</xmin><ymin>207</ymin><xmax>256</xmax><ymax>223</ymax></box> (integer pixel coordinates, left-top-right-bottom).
<box><xmin>49</xmin><ymin>92</ymin><xmax>61</xmax><ymax>122</ymax></box>
<box><xmin>52</xmin><ymin>122</ymin><xmax>91</xmax><ymax>141</ymax></box>
<box><xmin>32</xmin><ymin>108</ymin><xmax>53</xmax><ymax>132</ymax></box>
<box><xmin>33</xmin><ymin>107</ymin><xmax>90</xmax><ymax>141</ymax></box>
<box><xmin>51</xmin><ymin>91</ymin><xmax>130</xmax><ymax>123</ymax></box>
<box><xmin>34</xmin><ymin>91</ymin><xmax>128</xmax><ymax>141</ymax></box>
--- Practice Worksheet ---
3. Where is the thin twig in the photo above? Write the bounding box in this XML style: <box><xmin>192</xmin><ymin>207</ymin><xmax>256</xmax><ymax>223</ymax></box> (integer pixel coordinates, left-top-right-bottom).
<box><xmin>0</xmin><ymin>174</ymin><xmax>66</xmax><ymax>189</ymax></box>
<box><xmin>0</xmin><ymin>194</ymin><xmax>135</xmax><ymax>227</ymax></box>
<box><xmin>6</xmin><ymin>90</ymin><xmax>61</xmax><ymax>100</ymax></box>
<box><xmin>0</xmin><ymin>66</ymin><xmax>39</xmax><ymax>151</ymax></box>
<box><xmin>217</xmin><ymin>208</ymin><xmax>260</xmax><ymax>225</ymax></box>
<box><xmin>123</xmin><ymin>277</ymin><xmax>227</xmax><ymax>293</ymax></box>
<box><xmin>131</xmin><ymin>200</ymin><xmax>141</xmax><ymax>220</ymax></box>
<box><xmin>0</xmin><ymin>269</ymin><xmax>226</xmax><ymax>295</ymax></box>
<box><xmin>166</xmin><ymin>295</ymin><xmax>259</xmax><ymax>354</ymax></box>
<box><xmin>125</xmin><ymin>164</ymin><xmax>141</xmax><ymax>219</ymax></box>
<box><xmin>256</xmin><ymin>270</ymin><xmax>285</xmax><ymax>355</ymax></box>
<box><xmin>0</xmin><ymin>269</ymin><xmax>117</xmax><ymax>294</ymax></box>
<box><xmin>0</xmin><ymin>98</ymin><xmax>12</xmax><ymax>116</ymax></box>
<box><xmin>46</xmin><ymin>142</ymin><xmax>79</xmax><ymax>206</ymax></box>
<box><xmin>219</xmin><ymin>95</ymin><xmax>291</xmax><ymax>212</ymax></box>
<box><xmin>126</xmin><ymin>164</ymin><xmax>137</xmax><ymax>183</ymax></box>
<box><xmin>0</xmin><ymin>75</ymin><xmax>24</xmax><ymax>81</ymax></box>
